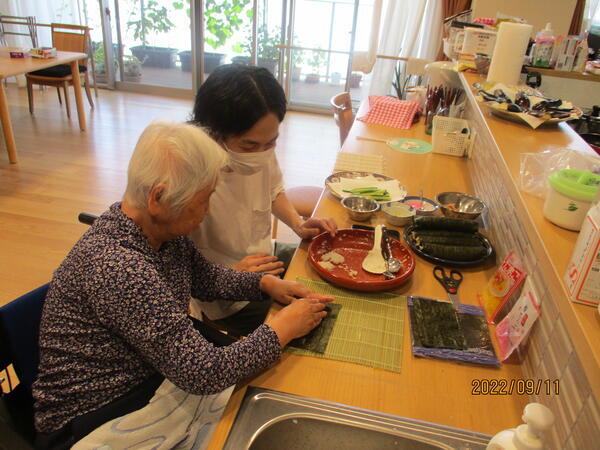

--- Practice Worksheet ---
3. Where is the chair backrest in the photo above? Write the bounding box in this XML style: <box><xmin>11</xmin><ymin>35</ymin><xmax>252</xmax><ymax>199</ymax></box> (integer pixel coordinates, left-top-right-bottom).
<box><xmin>0</xmin><ymin>15</ymin><xmax>38</xmax><ymax>48</ymax></box>
<box><xmin>0</xmin><ymin>283</ymin><xmax>49</xmax><ymax>441</ymax></box>
<box><xmin>51</xmin><ymin>23</ymin><xmax>90</xmax><ymax>67</ymax></box>
<box><xmin>330</xmin><ymin>92</ymin><xmax>355</xmax><ymax>147</ymax></box>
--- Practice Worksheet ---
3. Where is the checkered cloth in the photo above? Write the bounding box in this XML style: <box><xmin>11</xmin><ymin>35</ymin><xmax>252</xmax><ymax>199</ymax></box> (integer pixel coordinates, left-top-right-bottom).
<box><xmin>474</xmin><ymin>17</ymin><xmax>495</xmax><ymax>26</ymax></box>
<box><xmin>357</xmin><ymin>96</ymin><xmax>419</xmax><ymax>129</ymax></box>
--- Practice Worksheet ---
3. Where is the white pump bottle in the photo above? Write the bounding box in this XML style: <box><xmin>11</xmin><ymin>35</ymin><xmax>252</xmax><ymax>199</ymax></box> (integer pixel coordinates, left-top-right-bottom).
<box><xmin>486</xmin><ymin>403</ymin><xmax>555</xmax><ymax>450</ymax></box>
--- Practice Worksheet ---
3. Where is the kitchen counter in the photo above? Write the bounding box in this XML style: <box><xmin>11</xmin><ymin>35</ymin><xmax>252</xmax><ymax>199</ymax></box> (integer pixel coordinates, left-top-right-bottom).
<box><xmin>461</xmin><ymin>72</ymin><xmax>599</xmax><ymax>402</ymax></box>
<box><xmin>208</xmin><ymin>102</ymin><xmax>529</xmax><ymax>449</ymax></box>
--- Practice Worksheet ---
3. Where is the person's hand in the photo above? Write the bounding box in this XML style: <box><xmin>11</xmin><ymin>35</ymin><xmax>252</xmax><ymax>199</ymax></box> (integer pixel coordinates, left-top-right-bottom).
<box><xmin>259</xmin><ymin>276</ymin><xmax>334</xmax><ymax>305</ymax></box>
<box><xmin>294</xmin><ymin>217</ymin><xmax>337</xmax><ymax>240</ymax></box>
<box><xmin>265</xmin><ymin>298</ymin><xmax>329</xmax><ymax>346</ymax></box>
<box><xmin>232</xmin><ymin>253</ymin><xmax>284</xmax><ymax>275</ymax></box>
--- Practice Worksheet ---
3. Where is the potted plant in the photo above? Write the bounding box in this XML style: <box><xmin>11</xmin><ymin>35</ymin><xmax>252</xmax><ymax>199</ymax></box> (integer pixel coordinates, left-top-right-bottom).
<box><xmin>349</xmin><ymin>72</ymin><xmax>363</xmax><ymax>88</ymax></box>
<box><xmin>123</xmin><ymin>55</ymin><xmax>143</xmax><ymax>82</ymax></box>
<box><xmin>128</xmin><ymin>0</ymin><xmax>178</xmax><ymax>68</ymax></box>
<box><xmin>175</xmin><ymin>0</ymin><xmax>250</xmax><ymax>73</ymax></box>
<box><xmin>93</xmin><ymin>45</ymin><xmax>117</xmax><ymax>83</ymax></box>
<box><xmin>233</xmin><ymin>24</ymin><xmax>280</xmax><ymax>74</ymax></box>
<box><xmin>305</xmin><ymin>49</ymin><xmax>326</xmax><ymax>83</ymax></box>
<box><xmin>291</xmin><ymin>48</ymin><xmax>304</xmax><ymax>81</ymax></box>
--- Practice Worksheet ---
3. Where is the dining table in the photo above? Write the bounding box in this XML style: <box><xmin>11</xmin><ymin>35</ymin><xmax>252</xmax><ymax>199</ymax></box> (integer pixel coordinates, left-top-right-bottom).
<box><xmin>207</xmin><ymin>101</ymin><xmax>528</xmax><ymax>448</ymax></box>
<box><xmin>0</xmin><ymin>48</ymin><xmax>88</xmax><ymax>164</ymax></box>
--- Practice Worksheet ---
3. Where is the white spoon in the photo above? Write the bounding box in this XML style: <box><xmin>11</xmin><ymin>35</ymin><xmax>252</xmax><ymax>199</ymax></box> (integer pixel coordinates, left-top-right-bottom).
<box><xmin>362</xmin><ymin>224</ymin><xmax>387</xmax><ymax>274</ymax></box>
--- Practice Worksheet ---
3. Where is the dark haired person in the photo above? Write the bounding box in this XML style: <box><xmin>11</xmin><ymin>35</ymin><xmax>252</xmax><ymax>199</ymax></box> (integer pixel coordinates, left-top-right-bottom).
<box><xmin>188</xmin><ymin>64</ymin><xmax>337</xmax><ymax>335</ymax></box>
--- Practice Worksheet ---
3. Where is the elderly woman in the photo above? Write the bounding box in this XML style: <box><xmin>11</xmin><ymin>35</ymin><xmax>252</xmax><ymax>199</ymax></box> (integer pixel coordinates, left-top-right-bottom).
<box><xmin>33</xmin><ymin>121</ymin><xmax>331</xmax><ymax>449</ymax></box>
<box><xmin>189</xmin><ymin>64</ymin><xmax>337</xmax><ymax>335</ymax></box>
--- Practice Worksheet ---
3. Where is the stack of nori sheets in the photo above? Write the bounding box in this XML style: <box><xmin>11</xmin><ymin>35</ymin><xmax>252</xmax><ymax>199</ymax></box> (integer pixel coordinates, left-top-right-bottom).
<box><xmin>408</xmin><ymin>296</ymin><xmax>499</xmax><ymax>366</ymax></box>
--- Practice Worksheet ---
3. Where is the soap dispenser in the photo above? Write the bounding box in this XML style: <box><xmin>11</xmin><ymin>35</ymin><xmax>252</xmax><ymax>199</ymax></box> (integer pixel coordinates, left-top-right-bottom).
<box><xmin>487</xmin><ymin>403</ymin><xmax>554</xmax><ymax>450</ymax></box>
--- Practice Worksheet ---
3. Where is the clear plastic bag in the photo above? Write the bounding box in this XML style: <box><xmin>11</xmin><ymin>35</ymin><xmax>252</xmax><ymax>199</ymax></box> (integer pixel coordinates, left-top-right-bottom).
<box><xmin>520</xmin><ymin>148</ymin><xmax>600</xmax><ymax>199</ymax></box>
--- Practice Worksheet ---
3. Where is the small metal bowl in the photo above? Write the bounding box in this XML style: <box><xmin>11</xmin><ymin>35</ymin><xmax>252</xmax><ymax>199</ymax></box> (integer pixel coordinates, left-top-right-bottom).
<box><xmin>401</xmin><ymin>196</ymin><xmax>438</xmax><ymax>216</ymax></box>
<box><xmin>436</xmin><ymin>191</ymin><xmax>487</xmax><ymax>220</ymax></box>
<box><xmin>382</xmin><ymin>202</ymin><xmax>416</xmax><ymax>227</ymax></box>
<box><xmin>341</xmin><ymin>196</ymin><xmax>380</xmax><ymax>222</ymax></box>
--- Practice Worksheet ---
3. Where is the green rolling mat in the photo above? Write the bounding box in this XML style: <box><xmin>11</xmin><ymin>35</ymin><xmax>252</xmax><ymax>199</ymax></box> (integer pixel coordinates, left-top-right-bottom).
<box><xmin>286</xmin><ymin>278</ymin><xmax>406</xmax><ymax>373</ymax></box>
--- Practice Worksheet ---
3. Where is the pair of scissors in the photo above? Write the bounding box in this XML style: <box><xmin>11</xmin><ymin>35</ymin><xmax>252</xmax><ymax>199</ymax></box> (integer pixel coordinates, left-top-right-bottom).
<box><xmin>433</xmin><ymin>265</ymin><xmax>463</xmax><ymax>310</ymax></box>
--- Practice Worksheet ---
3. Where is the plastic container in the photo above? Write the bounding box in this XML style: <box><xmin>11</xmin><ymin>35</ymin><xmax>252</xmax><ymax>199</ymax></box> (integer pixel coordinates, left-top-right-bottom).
<box><xmin>531</xmin><ymin>23</ymin><xmax>555</xmax><ymax>68</ymax></box>
<box><xmin>432</xmin><ymin>116</ymin><xmax>470</xmax><ymax>157</ymax></box>
<box><xmin>487</xmin><ymin>403</ymin><xmax>554</xmax><ymax>450</ymax></box>
<box><xmin>543</xmin><ymin>169</ymin><xmax>600</xmax><ymax>230</ymax></box>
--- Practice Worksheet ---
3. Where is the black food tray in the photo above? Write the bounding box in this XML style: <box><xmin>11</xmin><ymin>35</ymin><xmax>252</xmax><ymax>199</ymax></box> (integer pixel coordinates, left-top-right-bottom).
<box><xmin>404</xmin><ymin>225</ymin><xmax>494</xmax><ymax>267</ymax></box>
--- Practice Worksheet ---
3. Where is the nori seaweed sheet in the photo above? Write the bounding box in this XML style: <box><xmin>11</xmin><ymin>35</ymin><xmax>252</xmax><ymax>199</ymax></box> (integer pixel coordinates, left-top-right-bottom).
<box><xmin>409</xmin><ymin>297</ymin><xmax>466</xmax><ymax>350</ymax></box>
<box><xmin>458</xmin><ymin>311</ymin><xmax>495</xmax><ymax>354</ymax></box>
<box><xmin>408</xmin><ymin>296</ymin><xmax>500</xmax><ymax>367</ymax></box>
<box><xmin>289</xmin><ymin>303</ymin><xmax>342</xmax><ymax>354</ymax></box>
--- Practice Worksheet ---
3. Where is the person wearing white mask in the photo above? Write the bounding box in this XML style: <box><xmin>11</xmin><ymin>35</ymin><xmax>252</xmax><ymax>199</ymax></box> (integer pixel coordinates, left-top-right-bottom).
<box><xmin>188</xmin><ymin>64</ymin><xmax>337</xmax><ymax>335</ymax></box>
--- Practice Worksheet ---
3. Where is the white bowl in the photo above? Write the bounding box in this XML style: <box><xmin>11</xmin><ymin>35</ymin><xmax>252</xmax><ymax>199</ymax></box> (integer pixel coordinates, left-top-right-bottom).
<box><xmin>382</xmin><ymin>203</ymin><xmax>416</xmax><ymax>226</ymax></box>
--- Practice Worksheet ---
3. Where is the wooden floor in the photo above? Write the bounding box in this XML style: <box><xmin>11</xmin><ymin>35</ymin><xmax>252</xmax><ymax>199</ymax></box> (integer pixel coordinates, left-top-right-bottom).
<box><xmin>0</xmin><ymin>83</ymin><xmax>340</xmax><ymax>304</ymax></box>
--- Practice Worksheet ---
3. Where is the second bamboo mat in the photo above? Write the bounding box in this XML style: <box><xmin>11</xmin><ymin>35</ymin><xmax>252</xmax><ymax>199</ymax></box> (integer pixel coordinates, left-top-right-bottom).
<box><xmin>286</xmin><ymin>277</ymin><xmax>406</xmax><ymax>373</ymax></box>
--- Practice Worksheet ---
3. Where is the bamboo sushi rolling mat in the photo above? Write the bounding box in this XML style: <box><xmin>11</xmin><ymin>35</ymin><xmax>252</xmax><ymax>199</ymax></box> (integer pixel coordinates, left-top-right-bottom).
<box><xmin>286</xmin><ymin>278</ymin><xmax>406</xmax><ymax>373</ymax></box>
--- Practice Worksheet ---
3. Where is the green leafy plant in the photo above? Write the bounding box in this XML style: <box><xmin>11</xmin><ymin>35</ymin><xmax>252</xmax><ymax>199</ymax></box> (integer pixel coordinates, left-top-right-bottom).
<box><xmin>237</xmin><ymin>24</ymin><xmax>280</xmax><ymax>60</ymax></box>
<box><xmin>392</xmin><ymin>60</ymin><xmax>424</xmax><ymax>99</ymax></box>
<box><xmin>307</xmin><ymin>49</ymin><xmax>326</xmax><ymax>74</ymax></box>
<box><xmin>127</xmin><ymin>0</ymin><xmax>175</xmax><ymax>47</ymax></box>
<box><xmin>123</xmin><ymin>55</ymin><xmax>142</xmax><ymax>76</ymax></box>
<box><xmin>173</xmin><ymin>0</ymin><xmax>252</xmax><ymax>50</ymax></box>
<box><xmin>93</xmin><ymin>45</ymin><xmax>117</xmax><ymax>74</ymax></box>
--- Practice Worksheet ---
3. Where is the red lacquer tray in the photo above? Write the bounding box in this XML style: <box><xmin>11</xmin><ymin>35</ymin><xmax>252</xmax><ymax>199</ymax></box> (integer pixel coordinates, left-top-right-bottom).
<box><xmin>308</xmin><ymin>228</ymin><xmax>415</xmax><ymax>292</ymax></box>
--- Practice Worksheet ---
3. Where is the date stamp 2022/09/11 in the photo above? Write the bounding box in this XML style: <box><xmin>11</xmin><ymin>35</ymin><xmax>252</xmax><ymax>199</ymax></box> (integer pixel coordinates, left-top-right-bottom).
<box><xmin>471</xmin><ymin>379</ymin><xmax>560</xmax><ymax>396</ymax></box>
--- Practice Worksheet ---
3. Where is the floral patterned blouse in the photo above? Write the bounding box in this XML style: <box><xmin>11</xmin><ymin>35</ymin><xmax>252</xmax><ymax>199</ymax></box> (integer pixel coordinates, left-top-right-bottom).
<box><xmin>33</xmin><ymin>202</ymin><xmax>281</xmax><ymax>433</ymax></box>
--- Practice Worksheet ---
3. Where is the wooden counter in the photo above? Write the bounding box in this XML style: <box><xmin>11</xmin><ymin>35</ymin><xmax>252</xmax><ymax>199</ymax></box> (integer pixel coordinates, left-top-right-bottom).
<box><xmin>208</xmin><ymin>105</ymin><xmax>528</xmax><ymax>449</ymax></box>
<box><xmin>461</xmin><ymin>72</ymin><xmax>599</xmax><ymax>400</ymax></box>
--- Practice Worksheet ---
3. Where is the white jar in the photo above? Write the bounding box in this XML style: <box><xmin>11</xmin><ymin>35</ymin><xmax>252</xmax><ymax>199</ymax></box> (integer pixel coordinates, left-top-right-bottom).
<box><xmin>543</xmin><ymin>169</ymin><xmax>600</xmax><ymax>231</ymax></box>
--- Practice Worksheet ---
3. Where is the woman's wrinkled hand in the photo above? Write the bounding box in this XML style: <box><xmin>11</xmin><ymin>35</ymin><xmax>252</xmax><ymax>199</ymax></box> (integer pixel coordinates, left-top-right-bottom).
<box><xmin>259</xmin><ymin>276</ymin><xmax>334</xmax><ymax>305</ymax></box>
<box><xmin>232</xmin><ymin>253</ymin><xmax>284</xmax><ymax>275</ymax></box>
<box><xmin>294</xmin><ymin>217</ymin><xmax>337</xmax><ymax>240</ymax></box>
<box><xmin>265</xmin><ymin>298</ymin><xmax>329</xmax><ymax>347</ymax></box>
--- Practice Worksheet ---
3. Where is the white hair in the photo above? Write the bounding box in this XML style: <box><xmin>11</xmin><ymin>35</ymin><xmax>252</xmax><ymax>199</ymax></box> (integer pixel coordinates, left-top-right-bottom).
<box><xmin>124</xmin><ymin>121</ymin><xmax>226</xmax><ymax>214</ymax></box>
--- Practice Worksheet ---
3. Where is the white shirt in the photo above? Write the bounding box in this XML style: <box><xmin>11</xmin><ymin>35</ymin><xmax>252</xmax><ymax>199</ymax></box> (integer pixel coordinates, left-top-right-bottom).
<box><xmin>189</xmin><ymin>151</ymin><xmax>285</xmax><ymax>319</ymax></box>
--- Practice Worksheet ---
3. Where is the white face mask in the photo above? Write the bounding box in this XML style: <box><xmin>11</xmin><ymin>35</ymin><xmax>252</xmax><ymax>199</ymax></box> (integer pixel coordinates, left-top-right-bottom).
<box><xmin>224</xmin><ymin>144</ymin><xmax>274</xmax><ymax>175</ymax></box>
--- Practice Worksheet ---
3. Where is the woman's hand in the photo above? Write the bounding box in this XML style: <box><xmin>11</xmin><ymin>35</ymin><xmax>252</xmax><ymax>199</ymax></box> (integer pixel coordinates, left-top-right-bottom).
<box><xmin>232</xmin><ymin>253</ymin><xmax>284</xmax><ymax>275</ymax></box>
<box><xmin>259</xmin><ymin>276</ymin><xmax>334</xmax><ymax>305</ymax></box>
<box><xmin>265</xmin><ymin>298</ymin><xmax>329</xmax><ymax>347</ymax></box>
<box><xmin>294</xmin><ymin>217</ymin><xmax>337</xmax><ymax>240</ymax></box>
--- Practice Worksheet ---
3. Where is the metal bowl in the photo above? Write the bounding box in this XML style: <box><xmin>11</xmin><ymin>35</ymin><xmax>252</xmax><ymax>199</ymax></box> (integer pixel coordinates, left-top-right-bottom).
<box><xmin>436</xmin><ymin>192</ymin><xmax>487</xmax><ymax>220</ymax></box>
<box><xmin>401</xmin><ymin>196</ymin><xmax>438</xmax><ymax>216</ymax></box>
<box><xmin>341</xmin><ymin>196</ymin><xmax>380</xmax><ymax>222</ymax></box>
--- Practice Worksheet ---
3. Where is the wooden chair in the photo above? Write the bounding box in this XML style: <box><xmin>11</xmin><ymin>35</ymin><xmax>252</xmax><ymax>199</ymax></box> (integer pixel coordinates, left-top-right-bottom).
<box><xmin>0</xmin><ymin>15</ymin><xmax>38</xmax><ymax>47</ymax></box>
<box><xmin>25</xmin><ymin>23</ymin><xmax>94</xmax><ymax>118</ymax></box>
<box><xmin>330</xmin><ymin>92</ymin><xmax>355</xmax><ymax>147</ymax></box>
<box><xmin>272</xmin><ymin>186</ymin><xmax>324</xmax><ymax>239</ymax></box>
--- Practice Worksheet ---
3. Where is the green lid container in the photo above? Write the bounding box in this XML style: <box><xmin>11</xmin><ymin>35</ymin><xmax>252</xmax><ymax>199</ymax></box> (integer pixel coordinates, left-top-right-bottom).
<box><xmin>548</xmin><ymin>169</ymin><xmax>600</xmax><ymax>202</ymax></box>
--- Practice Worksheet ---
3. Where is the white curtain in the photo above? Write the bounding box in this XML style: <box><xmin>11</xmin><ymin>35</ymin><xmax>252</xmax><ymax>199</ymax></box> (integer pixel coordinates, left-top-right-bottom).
<box><xmin>368</xmin><ymin>0</ymin><xmax>442</xmax><ymax>96</ymax></box>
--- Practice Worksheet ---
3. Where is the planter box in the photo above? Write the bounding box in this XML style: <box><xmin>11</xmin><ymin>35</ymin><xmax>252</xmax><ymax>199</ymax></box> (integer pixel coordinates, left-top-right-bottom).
<box><xmin>349</xmin><ymin>73</ymin><xmax>362</xmax><ymax>88</ymax></box>
<box><xmin>305</xmin><ymin>73</ymin><xmax>320</xmax><ymax>84</ymax></box>
<box><xmin>131</xmin><ymin>46</ymin><xmax>177</xmax><ymax>69</ymax></box>
<box><xmin>232</xmin><ymin>56</ymin><xmax>278</xmax><ymax>74</ymax></box>
<box><xmin>178</xmin><ymin>51</ymin><xmax>225</xmax><ymax>73</ymax></box>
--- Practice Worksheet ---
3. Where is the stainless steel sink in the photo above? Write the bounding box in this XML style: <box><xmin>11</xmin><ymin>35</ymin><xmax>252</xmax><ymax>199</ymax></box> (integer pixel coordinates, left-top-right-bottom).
<box><xmin>224</xmin><ymin>387</ymin><xmax>491</xmax><ymax>449</ymax></box>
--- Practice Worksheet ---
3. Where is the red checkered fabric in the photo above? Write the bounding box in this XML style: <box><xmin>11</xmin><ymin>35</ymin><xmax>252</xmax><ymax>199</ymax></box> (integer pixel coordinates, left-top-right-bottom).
<box><xmin>473</xmin><ymin>17</ymin><xmax>495</xmax><ymax>26</ymax></box>
<box><xmin>357</xmin><ymin>96</ymin><xmax>419</xmax><ymax>129</ymax></box>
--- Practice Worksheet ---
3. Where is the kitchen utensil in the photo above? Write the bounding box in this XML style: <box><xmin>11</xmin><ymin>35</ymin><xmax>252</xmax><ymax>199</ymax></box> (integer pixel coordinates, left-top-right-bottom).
<box><xmin>433</xmin><ymin>265</ymin><xmax>463</xmax><ymax>310</ymax></box>
<box><xmin>436</xmin><ymin>192</ymin><xmax>487</xmax><ymax>220</ymax></box>
<box><xmin>308</xmin><ymin>229</ymin><xmax>415</xmax><ymax>291</ymax></box>
<box><xmin>340</xmin><ymin>196</ymin><xmax>380</xmax><ymax>222</ymax></box>
<box><xmin>362</xmin><ymin>225</ymin><xmax>387</xmax><ymax>274</ymax></box>
<box><xmin>382</xmin><ymin>228</ymin><xmax>402</xmax><ymax>274</ymax></box>
<box><xmin>381</xmin><ymin>202</ymin><xmax>416</xmax><ymax>226</ymax></box>
<box><xmin>404</xmin><ymin>225</ymin><xmax>493</xmax><ymax>267</ymax></box>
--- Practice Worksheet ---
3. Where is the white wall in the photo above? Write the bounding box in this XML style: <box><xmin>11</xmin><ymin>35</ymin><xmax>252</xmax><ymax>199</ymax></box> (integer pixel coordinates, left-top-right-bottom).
<box><xmin>471</xmin><ymin>0</ymin><xmax>578</xmax><ymax>37</ymax></box>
